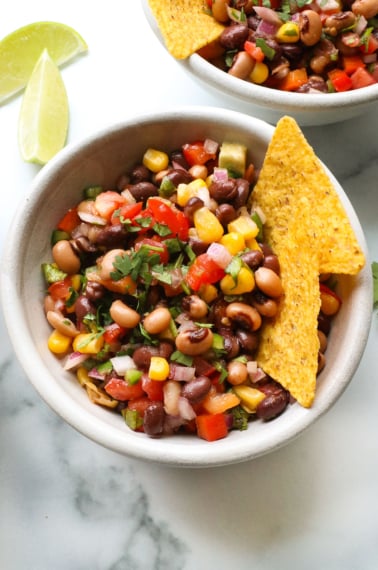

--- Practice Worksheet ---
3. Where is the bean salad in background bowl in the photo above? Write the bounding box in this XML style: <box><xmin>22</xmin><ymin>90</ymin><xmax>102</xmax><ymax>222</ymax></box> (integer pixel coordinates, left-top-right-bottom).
<box><xmin>0</xmin><ymin>107</ymin><xmax>372</xmax><ymax>467</ymax></box>
<box><xmin>143</xmin><ymin>0</ymin><xmax>378</xmax><ymax>126</ymax></box>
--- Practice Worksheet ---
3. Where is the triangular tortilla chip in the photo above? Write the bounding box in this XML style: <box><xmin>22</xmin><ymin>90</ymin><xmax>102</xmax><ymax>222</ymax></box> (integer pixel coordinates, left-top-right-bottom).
<box><xmin>252</xmin><ymin>116</ymin><xmax>365</xmax><ymax>407</ymax></box>
<box><xmin>148</xmin><ymin>0</ymin><xmax>225</xmax><ymax>59</ymax></box>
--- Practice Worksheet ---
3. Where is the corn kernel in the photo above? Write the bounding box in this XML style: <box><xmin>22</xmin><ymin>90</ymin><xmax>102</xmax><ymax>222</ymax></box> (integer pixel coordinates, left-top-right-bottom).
<box><xmin>198</xmin><ymin>283</ymin><xmax>218</xmax><ymax>304</ymax></box>
<box><xmin>232</xmin><ymin>385</ymin><xmax>266</xmax><ymax>413</ymax></box>
<box><xmin>249</xmin><ymin>61</ymin><xmax>269</xmax><ymax>84</ymax></box>
<box><xmin>193</xmin><ymin>206</ymin><xmax>224</xmax><ymax>244</ymax></box>
<box><xmin>227</xmin><ymin>215</ymin><xmax>259</xmax><ymax>240</ymax></box>
<box><xmin>71</xmin><ymin>274</ymin><xmax>82</xmax><ymax>290</ymax></box>
<box><xmin>276</xmin><ymin>22</ymin><xmax>300</xmax><ymax>43</ymax></box>
<box><xmin>142</xmin><ymin>148</ymin><xmax>169</xmax><ymax>173</ymax></box>
<box><xmin>244</xmin><ymin>237</ymin><xmax>261</xmax><ymax>250</ymax></box>
<box><xmin>148</xmin><ymin>356</ymin><xmax>170</xmax><ymax>381</ymax></box>
<box><xmin>73</xmin><ymin>333</ymin><xmax>104</xmax><ymax>354</ymax></box>
<box><xmin>176</xmin><ymin>178</ymin><xmax>207</xmax><ymax>207</ymax></box>
<box><xmin>220</xmin><ymin>267</ymin><xmax>255</xmax><ymax>295</ymax></box>
<box><xmin>47</xmin><ymin>329</ymin><xmax>72</xmax><ymax>354</ymax></box>
<box><xmin>220</xmin><ymin>232</ymin><xmax>246</xmax><ymax>255</ymax></box>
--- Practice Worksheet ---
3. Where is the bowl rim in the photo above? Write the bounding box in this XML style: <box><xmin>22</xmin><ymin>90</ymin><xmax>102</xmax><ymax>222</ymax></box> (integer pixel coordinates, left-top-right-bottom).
<box><xmin>0</xmin><ymin>106</ymin><xmax>373</xmax><ymax>467</ymax></box>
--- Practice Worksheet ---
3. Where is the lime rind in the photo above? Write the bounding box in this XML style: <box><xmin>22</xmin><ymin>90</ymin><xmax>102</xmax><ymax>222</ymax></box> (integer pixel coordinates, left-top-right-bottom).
<box><xmin>0</xmin><ymin>21</ymin><xmax>87</xmax><ymax>104</ymax></box>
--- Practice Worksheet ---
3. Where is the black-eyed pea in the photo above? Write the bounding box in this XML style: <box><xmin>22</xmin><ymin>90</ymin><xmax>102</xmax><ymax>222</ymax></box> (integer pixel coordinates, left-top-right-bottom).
<box><xmin>229</xmin><ymin>51</ymin><xmax>255</xmax><ymax>79</ymax></box>
<box><xmin>110</xmin><ymin>300</ymin><xmax>140</xmax><ymax>328</ymax></box>
<box><xmin>188</xmin><ymin>164</ymin><xmax>208</xmax><ymax>180</ymax></box>
<box><xmin>227</xmin><ymin>360</ymin><xmax>248</xmax><ymax>386</ymax></box>
<box><xmin>143</xmin><ymin>307</ymin><xmax>172</xmax><ymax>335</ymax></box>
<box><xmin>212</xmin><ymin>0</ymin><xmax>231</xmax><ymax>22</ymax></box>
<box><xmin>175</xmin><ymin>327</ymin><xmax>214</xmax><ymax>356</ymax></box>
<box><xmin>226</xmin><ymin>302</ymin><xmax>262</xmax><ymax>331</ymax></box>
<box><xmin>52</xmin><ymin>240</ymin><xmax>81</xmax><ymax>274</ymax></box>
<box><xmin>254</xmin><ymin>267</ymin><xmax>284</xmax><ymax>298</ymax></box>
<box><xmin>299</xmin><ymin>10</ymin><xmax>323</xmax><ymax>46</ymax></box>
<box><xmin>46</xmin><ymin>310</ymin><xmax>79</xmax><ymax>337</ymax></box>
<box><xmin>352</xmin><ymin>0</ymin><xmax>378</xmax><ymax>20</ymax></box>
<box><xmin>99</xmin><ymin>248</ymin><xmax>127</xmax><ymax>280</ymax></box>
<box><xmin>252</xmin><ymin>296</ymin><xmax>278</xmax><ymax>318</ymax></box>
<box><xmin>181</xmin><ymin>295</ymin><xmax>208</xmax><ymax>319</ymax></box>
<box><xmin>318</xmin><ymin>329</ymin><xmax>328</xmax><ymax>353</ymax></box>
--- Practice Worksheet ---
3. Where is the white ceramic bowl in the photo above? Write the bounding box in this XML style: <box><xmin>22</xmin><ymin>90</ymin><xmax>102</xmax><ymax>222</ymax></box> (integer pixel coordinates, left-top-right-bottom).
<box><xmin>142</xmin><ymin>0</ymin><xmax>378</xmax><ymax>127</ymax></box>
<box><xmin>0</xmin><ymin>107</ymin><xmax>372</xmax><ymax>467</ymax></box>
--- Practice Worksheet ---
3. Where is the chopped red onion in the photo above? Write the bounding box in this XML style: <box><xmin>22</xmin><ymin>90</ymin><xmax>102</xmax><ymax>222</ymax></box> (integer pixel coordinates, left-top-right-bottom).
<box><xmin>355</xmin><ymin>15</ymin><xmax>367</xmax><ymax>36</ymax></box>
<box><xmin>88</xmin><ymin>367</ymin><xmax>107</xmax><ymax>381</ymax></box>
<box><xmin>212</xmin><ymin>167</ymin><xmax>229</xmax><ymax>183</ymax></box>
<box><xmin>170</xmin><ymin>364</ymin><xmax>196</xmax><ymax>382</ymax></box>
<box><xmin>204</xmin><ymin>138</ymin><xmax>219</xmax><ymax>155</ymax></box>
<box><xmin>206</xmin><ymin>242</ymin><xmax>233</xmax><ymax>269</ymax></box>
<box><xmin>362</xmin><ymin>53</ymin><xmax>377</xmax><ymax>64</ymax></box>
<box><xmin>78</xmin><ymin>211</ymin><xmax>107</xmax><ymax>226</ymax></box>
<box><xmin>64</xmin><ymin>351</ymin><xmax>90</xmax><ymax>370</ymax></box>
<box><xmin>120</xmin><ymin>188</ymin><xmax>137</xmax><ymax>204</ymax></box>
<box><xmin>256</xmin><ymin>19</ymin><xmax>279</xmax><ymax>38</ymax></box>
<box><xmin>110</xmin><ymin>355</ymin><xmax>136</xmax><ymax>375</ymax></box>
<box><xmin>247</xmin><ymin>361</ymin><xmax>267</xmax><ymax>383</ymax></box>
<box><xmin>254</xmin><ymin>6</ymin><xmax>283</xmax><ymax>26</ymax></box>
<box><xmin>178</xmin><ymin>397</ymin><xmax>196</xmax><ymax>421</ymax></box>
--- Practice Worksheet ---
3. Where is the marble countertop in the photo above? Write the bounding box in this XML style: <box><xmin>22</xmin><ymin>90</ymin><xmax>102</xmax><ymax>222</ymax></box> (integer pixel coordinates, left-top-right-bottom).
<box><xmin>1</xmin><ymin>2</ymin><xmax>378</xmax><ymax>569</ymax></box>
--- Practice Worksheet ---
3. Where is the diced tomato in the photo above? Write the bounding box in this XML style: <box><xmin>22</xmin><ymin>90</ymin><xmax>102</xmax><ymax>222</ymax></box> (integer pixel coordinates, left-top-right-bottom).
<box><xmin>110</xmin><ymin>202</ymin><xmax>143</xmax><ymax>225</ymax></box>
<box><xmin>132</xmin><ymin>208</ymin><xmax>156</xmax><ymax>233</ymax></box>
<box><xmin>359</xmin><ymin>34</ymin><xmax>378</xmax><ymax>55</ymax></box>
<box><xmin>256</xmin><ymin>0</ymin><xmax>281</xmax><ymax>8</ymax></box>
<box><xmin>135</xmin><ymin>237</ymin><xmax>169</xmax><ymax>264</ymax></box>
<box><xmin>196</xmin><ymin>414</ymin><xmax>228</xmax><ymax>442</ymax></box>
<box><xmin>147</xmin><ymin>197</ymin><xmax>190</xmax><ymax>240</ymax></box>
<box><xmin>57</xmin><ymin>208</ymin><xmax>80</xmax><ymax>233</ymax></box>
<box><xmin>328</xmin><ymin>69</ymin><xmax>353</xmax><ymax>92</ymax></box>
<box><xmin>182</xmin><ymin>141</ymin><xmax>217</xmax><ymax>166</ymax></box>
<box><xmin>94</xmin><ymin>191</ymin><xmax>127</xmax><ymax>221</ymax></box>
<box><xmin>127</xmin><ymin>397</ymin><xmax>152</xmax><ymax>431</ymax></box>
<box><xmin>48</xmin><ymin>277</ymin><xmax>73</xmax><ymax>302</ymax></box>
<box><xmin>350</xmin><ymin>67</ymin><xmax>376</xmax><ymax>90</ymax></box>
<box><xmin>244</xmin><ymin>41</ymin><xmax>265</xmax><ymax>63</ymax></box>
<box><xmin>104</xmin><ymin>377</ymin><xmax>145</xmax><ymax>401</ymax></box>
<box><xmin>185</xmin><ymin>253</ymin><xmax>225</xmax><ymax>291</ymax></box>
<box><xmin>141</xmin><ymin>375</ymin><xmax>164</xmax><ymax>401</ymax></box>
<box><xmin>103</xmin><ymin>323</ymin><xmax>128</xmax><ymax>345</ymax></box>
<box><xmin>192</xmin><ymin>356</ymin><xmax>217</xmax><ymax>378</ymax></box>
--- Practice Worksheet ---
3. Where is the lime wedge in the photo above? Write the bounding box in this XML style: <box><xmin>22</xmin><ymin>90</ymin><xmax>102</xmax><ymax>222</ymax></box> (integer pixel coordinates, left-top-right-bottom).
<box><xmin>18</xmin><ymin>49</ymin><xmax>69</xmax><ymax>164</ymax></box>
<box><xmin>0</xmin><ymin>21</ymin><xmax>87</xmax><ymax>104</ymax></box>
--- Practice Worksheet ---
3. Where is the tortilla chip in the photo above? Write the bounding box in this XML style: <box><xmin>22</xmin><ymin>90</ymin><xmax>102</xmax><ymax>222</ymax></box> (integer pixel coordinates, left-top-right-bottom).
<box><xmin>148</xmin><ymin>0</ymin><xmax>225</xmax><ymax>59</ymax></box>
<box><xmin>252</xmin><ymin>116</ymin><xmax>365</xmax><ymax>407</ymax></box>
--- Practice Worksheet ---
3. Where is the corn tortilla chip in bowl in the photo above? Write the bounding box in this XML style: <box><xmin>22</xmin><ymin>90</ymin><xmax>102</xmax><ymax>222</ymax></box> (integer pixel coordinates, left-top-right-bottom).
<box><xmin>143</xmin><ymin>0</ymin><xmax>378</xmax><ymax>126</ymax></box>
<box><xmin>1</xmin><ymin>107</ymin><xmax>373</xmax><ymax>467</ymax></box>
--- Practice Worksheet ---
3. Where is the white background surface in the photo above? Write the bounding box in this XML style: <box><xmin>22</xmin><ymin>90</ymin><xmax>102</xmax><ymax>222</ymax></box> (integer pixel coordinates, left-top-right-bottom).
<box><xmin>1</xmin><ymin>2</ymin><xmax>378</xmax><ymax>569</ymax></box>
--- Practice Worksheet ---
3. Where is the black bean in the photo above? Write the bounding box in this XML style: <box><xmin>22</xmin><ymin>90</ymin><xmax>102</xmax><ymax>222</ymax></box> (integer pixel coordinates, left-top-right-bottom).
<box><xmin>132</xmin><ymin>346</ymin><xmax>160</xmax><ymax>369</ymax></box>
<box><xmin>318</xmin><ymin>312</ymin><xmax>331</xmax><ymax>335</ymax></box>
<box><xmin>95</xmin><ymin>224</ymin><xmax>128</xmax><ymax>247</ymax></box>
<box><xmin>209</xmin><ymin>179</ymin><xmax>238</xmax><ymax>202</ymax></box>
<box><xmin>128</xmin><ymin>181</ymin><xmax>158</xmax><ymax>201</ymax></box>
<box><xmin>220</xmin><ymin>24</ymin><xmax>249</xmax><ymax>49</ymax></box>
<box><xmin>232</xmin><ymin>178</ymin><xmax>250</xmax><ymax>209</ymax></box>
<box><xmin>188</xmin><ymin>236</ymin><xmax>208</xmax><ymax>256</ymax></box>
<box><xmin>75</xmin><ymin>295</ymin><xmax>96</xmax><ymax>323</ymax></box>
<box><xmin>256</xmin><ymin>384</ymin><xmax>290</xmax><ymax>421</ymax></box>
<box><xmin>220</xmin><ymin>327</ymin><xmax>240</xmax><ymax>359</ymax></box>
<box><xmin>130</xmin><ymin>164</ymin><xmax>151</xmax><ymax>183</ymax></box>
<box><xmin>263</xmin><ymin>254</ymin><xmax>280</xmax><ymax>275</ymax></box>
<box><xmin>170</xmin><ymin>150</ymin><xmax>190</xmax><ymax>170</ymax></box>
<box><xmin>181</xmin><ymin>376</ymin><xmax>212</xmax><ymax>404</ymax></box>
<box><xmin>215</xmin><ymin>203</ymin><xmax>237</xmax><ymax>226</ymax></box>
<box><xmin>144</xmin><ymin>402</ymin><xmax>165</xmax><ymax>436</ymax></box>
<box><xmin>235</xmin><ymin>329</ymin><xmax>259</xmax><ymax>354</ymax></box>
<box><xmin>241</xmin><ymin>249</ymin><xmax>264</xmax><ymax>271</ymax></box>
<box><xmin>184</xmin><ymin>197</ymin><xmax>204</xmax><ymax>220</ymax></box>
<box><xmin>166</xmin><ymin>168</ymin><xmax>193</xmax><ymax>187</ymax></box>
<box><xmin>84</xmin><ymin>281</ymin><xmax>106</xmax><ymax>301</ymax></box>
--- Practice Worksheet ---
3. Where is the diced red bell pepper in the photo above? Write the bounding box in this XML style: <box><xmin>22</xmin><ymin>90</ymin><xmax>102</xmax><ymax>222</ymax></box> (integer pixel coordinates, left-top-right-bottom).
<box><xmin>196</xmin><ymin>414</ymin><xmax>229</xmax><ymax>442</ymax></box>
<box><xmin>350</xmin><ymin>67</ymin><xmax>376</xmax><ymax>90</ymax></box>
<box><xmin>104</xmin><ymin>377</ymin><xmax>145</xmax><ymax>401</ymax></box>
<box><xmin>328</xmin><ymin>69</ymin><xmax>353</xmax><ymax>92</ymax></box>
<box><xmin>359</xmin><ymin>34</ymin><xmax>378</xmax><ymax>55</ymax></box>
<box><xmin>244</xmin><ymin>41</ymin><xmax>265</xmax><ymax>63</ymax></box>
<box><xmin>342</xmin><ymin>55</ymin><xmax>365</xmax><ymax>75</ymax></box>
<box><xmin>182</xmin><ymin>140</ymin><xmax>217</xmax><ymax>166</ymax></box>
<box><xmin>279</xmin><ymin>68</ymin><xmax>308</xmax><ymax>92</ymax></box>
<box><xmin>185</xmin><ymin>253</ymin><xmax>225</xmax><ymax>291</ymax></box>
<box><xmin>319</xmin><ymin>283</ymin><xmax>342</xmax><ymax>305</ymax></box>
<box><xmin>57</xmin><ymin>208</ymin><xmax>80</xmax><ymax>233</ymax></box>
